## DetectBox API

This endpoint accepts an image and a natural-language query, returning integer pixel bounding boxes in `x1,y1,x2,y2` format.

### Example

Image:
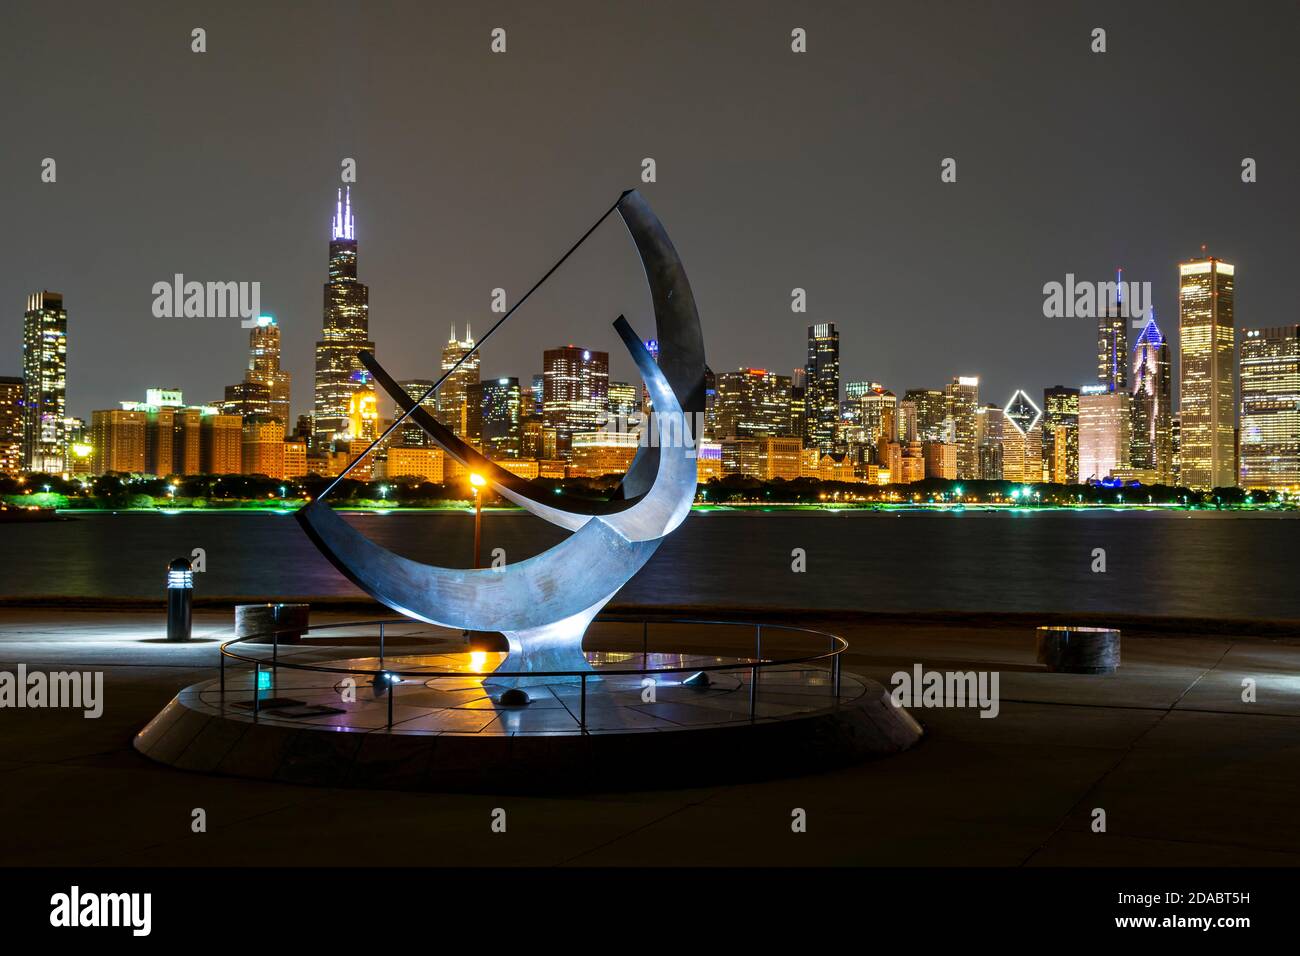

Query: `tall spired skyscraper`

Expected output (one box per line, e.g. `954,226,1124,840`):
1178,255,1235,489
804,323,840,449
437,325,480,437
1097,268,1130,392
1130,312,1173,483
22,291,68,473
313,188,373,450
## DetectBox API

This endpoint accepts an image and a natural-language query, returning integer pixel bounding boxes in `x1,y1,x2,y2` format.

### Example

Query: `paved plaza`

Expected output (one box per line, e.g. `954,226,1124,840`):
1,608,1298,866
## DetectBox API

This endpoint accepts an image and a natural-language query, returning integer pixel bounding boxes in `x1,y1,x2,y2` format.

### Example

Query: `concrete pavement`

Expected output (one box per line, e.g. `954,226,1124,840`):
1,609,1297,866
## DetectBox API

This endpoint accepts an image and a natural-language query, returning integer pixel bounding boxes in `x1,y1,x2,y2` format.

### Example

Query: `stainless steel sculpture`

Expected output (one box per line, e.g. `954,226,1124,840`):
297,190,705,687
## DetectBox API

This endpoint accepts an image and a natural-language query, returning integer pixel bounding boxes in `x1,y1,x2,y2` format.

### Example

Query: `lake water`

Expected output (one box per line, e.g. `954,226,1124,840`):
5,509,1299,621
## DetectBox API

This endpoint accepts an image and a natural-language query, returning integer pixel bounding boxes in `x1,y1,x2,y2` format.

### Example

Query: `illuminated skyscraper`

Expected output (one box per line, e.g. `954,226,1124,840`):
843,380,876,410
530,374,544,415
313,188,373,449
945,376,980,479
90,408,147,475
246,315,291,431
1097,268,1130,392
975,404,1004,480
1239,325,1300,490
22,291,67,473
200,413,243,475
521,418,557,461
1178,255,1235,489
62,417,91,475
1079,386,1131,481
0,377,22,475
241,416,286,479
1041,385,1080,484
437,325,480,437
904,388,949,442
112,389,207,477
118,389,181,476
1001,389,1043,483
703,365,718,439
221,380,272,420
805,323,840,449
1130,313,1173,483
714,368,794,439
608,381,639,419
397,379,437,447
543,345,609,451
345,374,380,443
470,377,522,458
859,386,897,448
897,400,918,443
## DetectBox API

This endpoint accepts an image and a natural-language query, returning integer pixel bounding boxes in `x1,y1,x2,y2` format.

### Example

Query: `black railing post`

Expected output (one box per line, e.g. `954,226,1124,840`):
580,673,587,733
829,635,835,703
387,675,394,729
749,664,757,720
379,621,385,665
219,645,225,698
252,662,260,720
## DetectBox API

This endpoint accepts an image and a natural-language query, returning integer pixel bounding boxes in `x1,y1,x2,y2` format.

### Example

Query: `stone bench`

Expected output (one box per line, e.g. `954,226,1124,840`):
235,603,310,645
1035,625,1120,674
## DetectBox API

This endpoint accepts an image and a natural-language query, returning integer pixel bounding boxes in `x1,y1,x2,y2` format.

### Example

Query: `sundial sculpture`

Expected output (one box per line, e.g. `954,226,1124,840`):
297,190,705,688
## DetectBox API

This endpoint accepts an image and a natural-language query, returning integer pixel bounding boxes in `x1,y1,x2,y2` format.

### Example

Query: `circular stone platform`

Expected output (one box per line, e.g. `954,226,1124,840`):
135,650,922,793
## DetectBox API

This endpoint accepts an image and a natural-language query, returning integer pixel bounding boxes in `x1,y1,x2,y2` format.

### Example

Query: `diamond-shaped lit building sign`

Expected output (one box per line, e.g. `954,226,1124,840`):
1003,389,1042,436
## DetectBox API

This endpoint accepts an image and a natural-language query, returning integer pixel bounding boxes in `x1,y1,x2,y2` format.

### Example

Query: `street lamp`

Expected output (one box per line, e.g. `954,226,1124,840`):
469,472,486,569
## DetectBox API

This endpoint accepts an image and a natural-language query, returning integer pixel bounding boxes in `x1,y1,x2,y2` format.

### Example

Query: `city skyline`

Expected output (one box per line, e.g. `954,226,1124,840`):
4,3,1295,429
11,215,1290,492
9,205,1263,441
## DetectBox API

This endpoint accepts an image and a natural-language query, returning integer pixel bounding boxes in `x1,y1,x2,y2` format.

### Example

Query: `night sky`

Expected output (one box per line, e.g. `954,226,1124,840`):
4,0,1298,422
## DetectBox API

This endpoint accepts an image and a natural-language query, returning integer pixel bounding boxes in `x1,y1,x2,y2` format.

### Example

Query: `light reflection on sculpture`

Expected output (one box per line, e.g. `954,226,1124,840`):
297,191,705,687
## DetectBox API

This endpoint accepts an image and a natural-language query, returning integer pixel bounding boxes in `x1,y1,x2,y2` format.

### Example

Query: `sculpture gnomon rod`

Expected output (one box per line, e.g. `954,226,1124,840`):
318,192,631,501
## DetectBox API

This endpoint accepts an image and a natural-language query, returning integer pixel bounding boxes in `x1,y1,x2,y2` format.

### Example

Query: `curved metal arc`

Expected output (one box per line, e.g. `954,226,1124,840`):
296,189,706,635
296,323,688,630
614,191,706,499
296,497,659,631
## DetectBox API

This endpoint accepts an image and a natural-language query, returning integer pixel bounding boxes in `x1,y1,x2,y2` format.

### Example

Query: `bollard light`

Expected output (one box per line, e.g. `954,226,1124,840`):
166,556,193,642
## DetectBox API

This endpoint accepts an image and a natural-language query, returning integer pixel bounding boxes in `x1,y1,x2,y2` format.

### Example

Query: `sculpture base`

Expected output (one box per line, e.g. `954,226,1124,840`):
487,608,602,689
134,651,922,794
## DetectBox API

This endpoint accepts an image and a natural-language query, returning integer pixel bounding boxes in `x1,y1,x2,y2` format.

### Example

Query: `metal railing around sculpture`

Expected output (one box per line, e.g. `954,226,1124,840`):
218,616,848,733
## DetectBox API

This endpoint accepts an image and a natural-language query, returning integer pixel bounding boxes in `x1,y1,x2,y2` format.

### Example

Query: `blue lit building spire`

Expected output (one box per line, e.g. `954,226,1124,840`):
1135,309,1165,348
